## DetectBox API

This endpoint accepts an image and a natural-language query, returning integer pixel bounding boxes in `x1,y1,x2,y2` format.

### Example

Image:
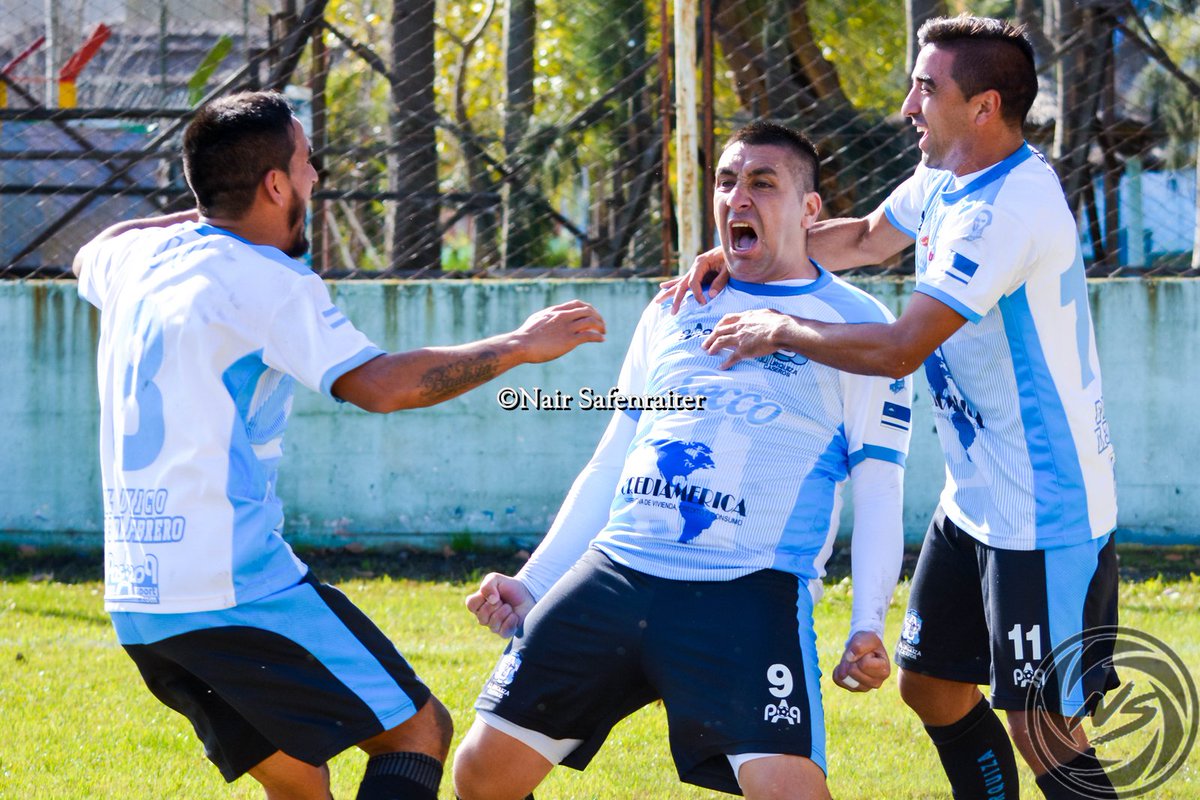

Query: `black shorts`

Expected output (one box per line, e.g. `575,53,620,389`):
895,508,1118,714
119,573,432,781
475,549,825,795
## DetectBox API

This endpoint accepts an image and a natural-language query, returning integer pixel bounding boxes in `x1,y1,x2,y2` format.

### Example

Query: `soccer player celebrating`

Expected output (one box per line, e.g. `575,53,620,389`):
668,16,1119,800
74,91,605,800
453,122,912,800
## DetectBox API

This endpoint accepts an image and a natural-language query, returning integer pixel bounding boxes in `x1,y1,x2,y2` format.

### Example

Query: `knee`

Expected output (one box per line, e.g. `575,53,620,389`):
450,733,489,800
738,755,829,800
897,668,936,714
360,694,454,760
426,695,455,753
897,669,981,726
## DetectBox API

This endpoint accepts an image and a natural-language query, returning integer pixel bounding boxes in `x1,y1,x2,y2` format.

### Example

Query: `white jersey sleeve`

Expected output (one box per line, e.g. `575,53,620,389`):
839,358,910,639
515,302,657,599
77,226,154,310
881,164,932,239
262,275,384,397
914,203,1035,323
847,457,904,640
840,362,912,471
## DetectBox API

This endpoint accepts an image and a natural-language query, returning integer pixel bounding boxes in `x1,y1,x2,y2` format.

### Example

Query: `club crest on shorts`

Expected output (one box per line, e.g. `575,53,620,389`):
763,697,803,725
901,610,923,645
485,652,522,699
1013,661,1046,689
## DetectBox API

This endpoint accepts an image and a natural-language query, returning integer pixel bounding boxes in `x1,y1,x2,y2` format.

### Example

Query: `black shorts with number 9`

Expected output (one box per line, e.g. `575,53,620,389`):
475,548,826,795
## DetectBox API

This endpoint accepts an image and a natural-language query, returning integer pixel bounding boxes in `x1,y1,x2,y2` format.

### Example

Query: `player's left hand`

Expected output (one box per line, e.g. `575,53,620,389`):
833,631,891,693
702,309,797,369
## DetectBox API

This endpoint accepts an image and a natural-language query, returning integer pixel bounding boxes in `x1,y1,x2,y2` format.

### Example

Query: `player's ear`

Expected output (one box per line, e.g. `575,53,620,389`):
972,89,1002,127
800,191,822,229
261,168,289,208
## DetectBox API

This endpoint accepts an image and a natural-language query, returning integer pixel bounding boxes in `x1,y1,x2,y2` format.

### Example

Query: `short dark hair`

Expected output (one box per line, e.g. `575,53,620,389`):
918,15,1038,128
182,91,297,218
724,120,821,193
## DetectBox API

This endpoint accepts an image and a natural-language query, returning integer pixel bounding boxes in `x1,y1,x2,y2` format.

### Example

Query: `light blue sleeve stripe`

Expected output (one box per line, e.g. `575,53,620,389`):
320,346,386,399
848,445,907,469
913,284,982,323
883,202,917,238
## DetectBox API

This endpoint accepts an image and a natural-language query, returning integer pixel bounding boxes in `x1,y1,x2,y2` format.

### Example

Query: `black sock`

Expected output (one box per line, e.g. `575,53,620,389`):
1035,748,1118,799
924,698,1019,799
356,752,443,800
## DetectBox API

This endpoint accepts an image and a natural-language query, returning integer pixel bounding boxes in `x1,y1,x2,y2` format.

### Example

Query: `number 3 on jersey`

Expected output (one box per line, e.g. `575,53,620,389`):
121,301,165,471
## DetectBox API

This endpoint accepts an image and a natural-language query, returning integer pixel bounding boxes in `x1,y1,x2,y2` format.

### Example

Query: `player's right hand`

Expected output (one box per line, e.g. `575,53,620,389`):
465,573,536,639
513,300,606,363
653,246,730,314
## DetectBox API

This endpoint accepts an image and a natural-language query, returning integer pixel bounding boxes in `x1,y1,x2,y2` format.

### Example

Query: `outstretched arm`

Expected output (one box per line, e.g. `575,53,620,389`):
332,300,606,412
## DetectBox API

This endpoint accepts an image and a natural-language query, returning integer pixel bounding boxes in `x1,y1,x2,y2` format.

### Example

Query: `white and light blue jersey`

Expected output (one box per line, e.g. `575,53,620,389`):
77,222,383,613
591,267,911,583
883,144,1116,550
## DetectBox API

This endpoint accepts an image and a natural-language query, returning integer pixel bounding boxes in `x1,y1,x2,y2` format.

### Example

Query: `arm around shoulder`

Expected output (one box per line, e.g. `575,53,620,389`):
807,206,912,271
72,209,200,277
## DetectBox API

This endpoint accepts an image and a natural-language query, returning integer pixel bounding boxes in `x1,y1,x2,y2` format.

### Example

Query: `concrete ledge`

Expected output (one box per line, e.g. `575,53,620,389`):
2,276,1196,545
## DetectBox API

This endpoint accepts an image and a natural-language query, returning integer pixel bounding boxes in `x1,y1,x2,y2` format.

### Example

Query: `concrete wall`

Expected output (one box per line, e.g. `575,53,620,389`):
2,277,1196,549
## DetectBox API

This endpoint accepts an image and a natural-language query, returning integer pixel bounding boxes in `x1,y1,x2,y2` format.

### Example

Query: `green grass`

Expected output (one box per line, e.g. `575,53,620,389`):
3,550,1200,798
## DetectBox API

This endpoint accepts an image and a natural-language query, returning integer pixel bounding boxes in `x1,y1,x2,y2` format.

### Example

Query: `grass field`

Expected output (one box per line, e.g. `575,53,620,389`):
2,545,1199,799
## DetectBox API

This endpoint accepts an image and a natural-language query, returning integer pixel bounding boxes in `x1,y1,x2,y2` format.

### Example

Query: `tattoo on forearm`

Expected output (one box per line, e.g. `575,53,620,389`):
419,351,500,401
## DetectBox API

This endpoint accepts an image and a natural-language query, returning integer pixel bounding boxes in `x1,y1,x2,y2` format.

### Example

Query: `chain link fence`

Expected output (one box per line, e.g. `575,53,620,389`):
1,0,1196,278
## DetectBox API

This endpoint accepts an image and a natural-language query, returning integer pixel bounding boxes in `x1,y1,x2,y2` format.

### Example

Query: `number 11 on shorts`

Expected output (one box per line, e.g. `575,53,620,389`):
1007,623,1042,661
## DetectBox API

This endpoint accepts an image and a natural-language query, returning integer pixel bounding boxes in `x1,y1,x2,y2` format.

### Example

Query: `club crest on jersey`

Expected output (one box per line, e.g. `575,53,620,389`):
485,652,522,699
764,698,803,725
677,320,715,342
754,349,809,377
889,378,906,394
901,611,923,645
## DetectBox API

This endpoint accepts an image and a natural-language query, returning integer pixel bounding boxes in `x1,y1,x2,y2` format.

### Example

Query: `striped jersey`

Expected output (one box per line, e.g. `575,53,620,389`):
883,144,1117,550
77,222,383,613
591,267,912,583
